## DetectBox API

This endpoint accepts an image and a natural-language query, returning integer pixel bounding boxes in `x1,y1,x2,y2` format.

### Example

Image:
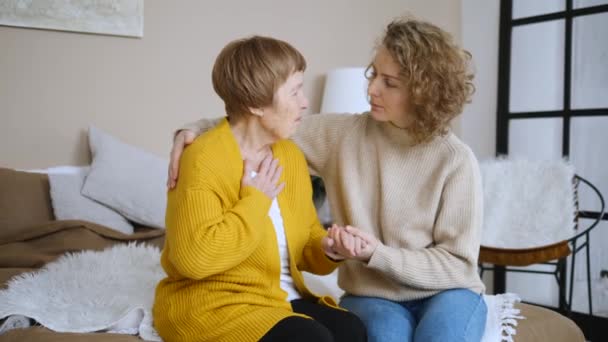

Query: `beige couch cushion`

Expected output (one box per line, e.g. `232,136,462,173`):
0,168,54,242
515,303,585,341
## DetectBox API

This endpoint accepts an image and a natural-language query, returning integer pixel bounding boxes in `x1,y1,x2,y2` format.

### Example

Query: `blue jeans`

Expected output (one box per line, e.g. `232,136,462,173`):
340,288,487,342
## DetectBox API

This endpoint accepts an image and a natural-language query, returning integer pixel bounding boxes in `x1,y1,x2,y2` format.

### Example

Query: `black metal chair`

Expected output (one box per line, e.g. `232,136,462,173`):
479,175,604,315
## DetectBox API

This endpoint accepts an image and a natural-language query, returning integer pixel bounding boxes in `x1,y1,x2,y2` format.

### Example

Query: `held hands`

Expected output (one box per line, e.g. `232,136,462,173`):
322,224,380,262
241,155,285,199
167,130,197,189
321,230,346,261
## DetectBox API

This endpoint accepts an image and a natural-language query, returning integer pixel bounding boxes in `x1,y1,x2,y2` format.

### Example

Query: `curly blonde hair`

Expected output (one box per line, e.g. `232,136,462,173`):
377,17,474,142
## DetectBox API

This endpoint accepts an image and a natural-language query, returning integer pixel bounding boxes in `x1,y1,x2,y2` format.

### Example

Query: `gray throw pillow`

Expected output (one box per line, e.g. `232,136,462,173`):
48,167,134,235
81,126,167,229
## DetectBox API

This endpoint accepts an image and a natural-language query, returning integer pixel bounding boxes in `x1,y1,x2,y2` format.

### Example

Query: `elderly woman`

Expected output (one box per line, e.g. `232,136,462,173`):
169,17,487,342
153,36,366,342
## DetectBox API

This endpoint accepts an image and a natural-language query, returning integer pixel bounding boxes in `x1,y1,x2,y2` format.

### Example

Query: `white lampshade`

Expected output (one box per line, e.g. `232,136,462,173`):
320,67,370,114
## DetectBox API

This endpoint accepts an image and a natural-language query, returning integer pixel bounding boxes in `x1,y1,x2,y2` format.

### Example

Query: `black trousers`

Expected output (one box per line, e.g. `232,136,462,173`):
259,298,367,342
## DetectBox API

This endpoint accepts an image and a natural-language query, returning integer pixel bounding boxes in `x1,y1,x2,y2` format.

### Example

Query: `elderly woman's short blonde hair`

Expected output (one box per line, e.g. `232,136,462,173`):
376,17,475,142
212,36,306,121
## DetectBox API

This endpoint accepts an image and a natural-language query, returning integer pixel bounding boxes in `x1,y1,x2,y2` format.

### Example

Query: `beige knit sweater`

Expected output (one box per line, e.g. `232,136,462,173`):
183,113,485,301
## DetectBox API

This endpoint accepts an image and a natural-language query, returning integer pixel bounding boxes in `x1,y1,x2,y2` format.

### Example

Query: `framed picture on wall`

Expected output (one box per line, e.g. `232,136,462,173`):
0,0,143,38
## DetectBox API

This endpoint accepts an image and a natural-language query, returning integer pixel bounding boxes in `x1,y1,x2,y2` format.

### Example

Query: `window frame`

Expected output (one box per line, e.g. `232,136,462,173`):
496,0,608,223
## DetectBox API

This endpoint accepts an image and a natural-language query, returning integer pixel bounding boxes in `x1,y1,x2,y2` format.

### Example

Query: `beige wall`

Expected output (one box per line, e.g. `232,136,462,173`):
460,0,499,161
0,0,461,169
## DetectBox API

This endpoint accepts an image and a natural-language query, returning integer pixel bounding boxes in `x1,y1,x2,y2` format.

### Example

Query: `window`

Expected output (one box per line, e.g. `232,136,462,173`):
496,0,608,322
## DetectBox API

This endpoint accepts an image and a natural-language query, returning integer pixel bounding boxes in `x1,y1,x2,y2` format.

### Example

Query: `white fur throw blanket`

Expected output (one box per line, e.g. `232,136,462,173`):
0,244,163,341
480,158,576,249
0,244,523,342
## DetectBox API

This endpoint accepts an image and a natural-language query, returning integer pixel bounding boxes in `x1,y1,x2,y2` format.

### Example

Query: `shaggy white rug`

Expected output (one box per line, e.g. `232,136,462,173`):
0,243,163,341
480,158,576,249
0,244,523,342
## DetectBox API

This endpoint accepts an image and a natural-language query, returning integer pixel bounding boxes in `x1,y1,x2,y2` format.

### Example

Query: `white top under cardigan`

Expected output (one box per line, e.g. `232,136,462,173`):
251,171,300,301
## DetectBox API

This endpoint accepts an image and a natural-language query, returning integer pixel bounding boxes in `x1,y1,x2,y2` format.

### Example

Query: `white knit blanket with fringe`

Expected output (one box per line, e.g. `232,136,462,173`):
0,244,524,342
480,158,576,249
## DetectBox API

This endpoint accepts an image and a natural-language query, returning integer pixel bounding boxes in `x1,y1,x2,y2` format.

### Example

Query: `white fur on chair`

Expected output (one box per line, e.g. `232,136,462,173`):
480,158,576,249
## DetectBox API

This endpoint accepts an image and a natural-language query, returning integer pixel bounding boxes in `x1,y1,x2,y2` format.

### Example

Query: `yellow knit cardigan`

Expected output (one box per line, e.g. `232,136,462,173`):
153,119,340,342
